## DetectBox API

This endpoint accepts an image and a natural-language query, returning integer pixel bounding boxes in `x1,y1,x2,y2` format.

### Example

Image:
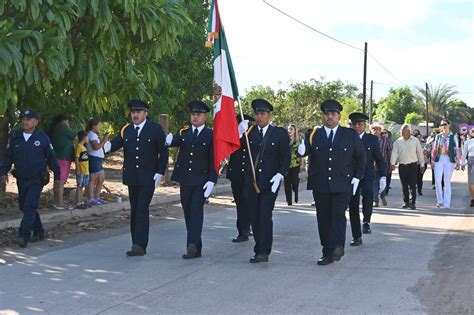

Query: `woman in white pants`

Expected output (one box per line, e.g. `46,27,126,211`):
431,119,460,208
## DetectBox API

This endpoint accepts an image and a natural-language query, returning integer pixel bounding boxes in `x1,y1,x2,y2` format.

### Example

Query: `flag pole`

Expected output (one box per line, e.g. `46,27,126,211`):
236,98,260,193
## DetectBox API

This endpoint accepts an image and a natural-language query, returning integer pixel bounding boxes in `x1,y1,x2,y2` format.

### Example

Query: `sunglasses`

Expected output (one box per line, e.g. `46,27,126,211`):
440,123,448,126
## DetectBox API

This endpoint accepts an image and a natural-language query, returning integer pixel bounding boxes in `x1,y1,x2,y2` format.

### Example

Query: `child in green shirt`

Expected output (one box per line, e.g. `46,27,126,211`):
75,131,89,209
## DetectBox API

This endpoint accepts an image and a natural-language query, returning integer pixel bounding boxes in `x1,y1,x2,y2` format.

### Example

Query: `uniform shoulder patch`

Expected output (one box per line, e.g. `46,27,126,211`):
179,126,190,136
120,123,130,138
246,125,255,135
309,127,318,146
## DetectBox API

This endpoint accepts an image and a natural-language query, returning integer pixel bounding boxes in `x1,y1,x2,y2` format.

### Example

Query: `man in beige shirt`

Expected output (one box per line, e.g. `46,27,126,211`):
390,125,425,209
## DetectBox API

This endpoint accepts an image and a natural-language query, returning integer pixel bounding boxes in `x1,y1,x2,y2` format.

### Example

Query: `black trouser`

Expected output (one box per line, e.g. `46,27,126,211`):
313,190,352,257
284,167,300,204
180,185,206,253
230,176,250,236
398,163,418,205
349,178,374,239
417,163,427,193
128,185,155,250
244,180,279,256
17,177,44,241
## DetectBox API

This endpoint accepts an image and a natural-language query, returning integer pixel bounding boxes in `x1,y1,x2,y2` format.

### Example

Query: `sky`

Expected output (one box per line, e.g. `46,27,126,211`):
217,0,474,107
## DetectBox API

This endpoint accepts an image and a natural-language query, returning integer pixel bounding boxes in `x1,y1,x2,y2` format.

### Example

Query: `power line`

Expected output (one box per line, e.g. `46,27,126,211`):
262,0,363,52
262,0,404,85
367,53,402,83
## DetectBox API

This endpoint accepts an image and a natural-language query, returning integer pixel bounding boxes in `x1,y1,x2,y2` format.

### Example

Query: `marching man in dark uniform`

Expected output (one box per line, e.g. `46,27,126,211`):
239,99,290,263
227,114,254,243
106,100,168,256
298,100,366,265
348,112,386,246
165,100,217,259
1,109,60,248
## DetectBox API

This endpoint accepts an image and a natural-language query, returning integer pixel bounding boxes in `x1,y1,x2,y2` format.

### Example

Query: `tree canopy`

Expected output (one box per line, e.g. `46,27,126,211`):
0,0,190,125
374,86,421,124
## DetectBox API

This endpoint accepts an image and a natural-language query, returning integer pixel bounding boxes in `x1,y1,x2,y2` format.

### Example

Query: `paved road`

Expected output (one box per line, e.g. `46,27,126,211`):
1,170,473,314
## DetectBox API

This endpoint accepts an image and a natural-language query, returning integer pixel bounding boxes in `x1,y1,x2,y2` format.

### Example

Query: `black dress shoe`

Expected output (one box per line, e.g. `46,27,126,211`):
402,203,410,209
126,244,146,256
287,202,292,206
232,235,249,243
418,191,423,196
295,193,298,203
182,244,200,259
317,256,333,265
470,199,474,207
362,223,371,234
331,246,344,261
350,237,363,246
409,203,416,210
10,235,27,248
29,233,45,243
249,254,269,263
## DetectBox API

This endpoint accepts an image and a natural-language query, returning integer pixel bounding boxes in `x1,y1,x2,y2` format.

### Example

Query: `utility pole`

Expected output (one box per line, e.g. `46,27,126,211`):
425,82,429,137
369,80,373,124
362,42,368,114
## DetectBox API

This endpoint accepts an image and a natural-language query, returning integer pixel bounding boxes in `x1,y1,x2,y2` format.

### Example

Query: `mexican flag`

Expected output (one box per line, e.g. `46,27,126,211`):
206,0,240,173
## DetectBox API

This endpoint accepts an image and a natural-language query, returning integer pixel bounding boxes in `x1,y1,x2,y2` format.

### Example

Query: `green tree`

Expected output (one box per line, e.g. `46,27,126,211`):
241,78,359,131
446,99,472,126
375,87,421,124
415,84,460,124
404,112,423,125
0,0,189,120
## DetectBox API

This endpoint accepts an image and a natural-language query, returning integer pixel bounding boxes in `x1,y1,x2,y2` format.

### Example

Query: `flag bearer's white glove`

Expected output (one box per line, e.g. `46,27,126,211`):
351,178,360,195
379,176,387,193
270,173,284,193
165,133,173,146
203,181,215,198
297,139,306,155
238,120,249,138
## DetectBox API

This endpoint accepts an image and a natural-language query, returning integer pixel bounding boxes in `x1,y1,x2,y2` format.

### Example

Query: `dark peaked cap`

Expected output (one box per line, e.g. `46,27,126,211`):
320,99,343,112
128,99,149,111
251,99,273,112
349,112,369,123
188,100,210,113
20,109,38,119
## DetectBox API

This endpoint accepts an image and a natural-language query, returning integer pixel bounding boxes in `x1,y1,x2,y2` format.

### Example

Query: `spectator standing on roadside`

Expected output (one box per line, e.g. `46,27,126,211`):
50,114,76,209
85,118,109,205
74,131,89,209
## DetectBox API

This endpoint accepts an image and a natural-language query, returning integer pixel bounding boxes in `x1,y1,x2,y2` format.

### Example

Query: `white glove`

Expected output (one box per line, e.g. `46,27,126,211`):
238,120,249,138
165,133,173,146
104,141,112,153
270,173,284,193
153,173,162,188
351,178,360,195
297,139,306,155
203,181,215,198
379,176,387,193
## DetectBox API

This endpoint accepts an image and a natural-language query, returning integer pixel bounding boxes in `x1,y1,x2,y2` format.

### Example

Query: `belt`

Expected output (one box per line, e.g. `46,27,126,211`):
399,162,417,166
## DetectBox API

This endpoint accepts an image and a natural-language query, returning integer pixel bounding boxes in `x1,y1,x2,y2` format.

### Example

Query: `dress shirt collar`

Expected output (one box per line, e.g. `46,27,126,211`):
323,125,339,137
192,124,205,135
258,124,270,137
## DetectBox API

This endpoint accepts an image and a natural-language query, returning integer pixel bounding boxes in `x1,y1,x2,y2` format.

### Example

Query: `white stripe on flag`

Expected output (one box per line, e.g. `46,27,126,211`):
213,49,233,117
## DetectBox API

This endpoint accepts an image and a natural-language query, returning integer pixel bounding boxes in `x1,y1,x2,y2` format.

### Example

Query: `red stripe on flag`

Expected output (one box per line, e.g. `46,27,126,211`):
213,95,240,173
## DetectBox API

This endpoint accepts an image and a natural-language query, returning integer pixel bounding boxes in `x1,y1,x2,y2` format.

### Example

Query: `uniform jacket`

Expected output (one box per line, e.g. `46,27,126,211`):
360,133,387,180
303,126,366,193
110,120,168,186
169,126,217,186
242,124,290,190
226,145,245,182
1,129,60,180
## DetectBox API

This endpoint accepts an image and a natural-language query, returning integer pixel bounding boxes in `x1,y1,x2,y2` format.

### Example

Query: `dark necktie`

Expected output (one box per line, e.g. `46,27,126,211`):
259,128,264,144
192,128,198,143
328,129,334,144
135,126,140,138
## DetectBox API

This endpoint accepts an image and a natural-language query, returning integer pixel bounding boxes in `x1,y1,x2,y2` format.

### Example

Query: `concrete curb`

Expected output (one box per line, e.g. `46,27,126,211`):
0,183,233,230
